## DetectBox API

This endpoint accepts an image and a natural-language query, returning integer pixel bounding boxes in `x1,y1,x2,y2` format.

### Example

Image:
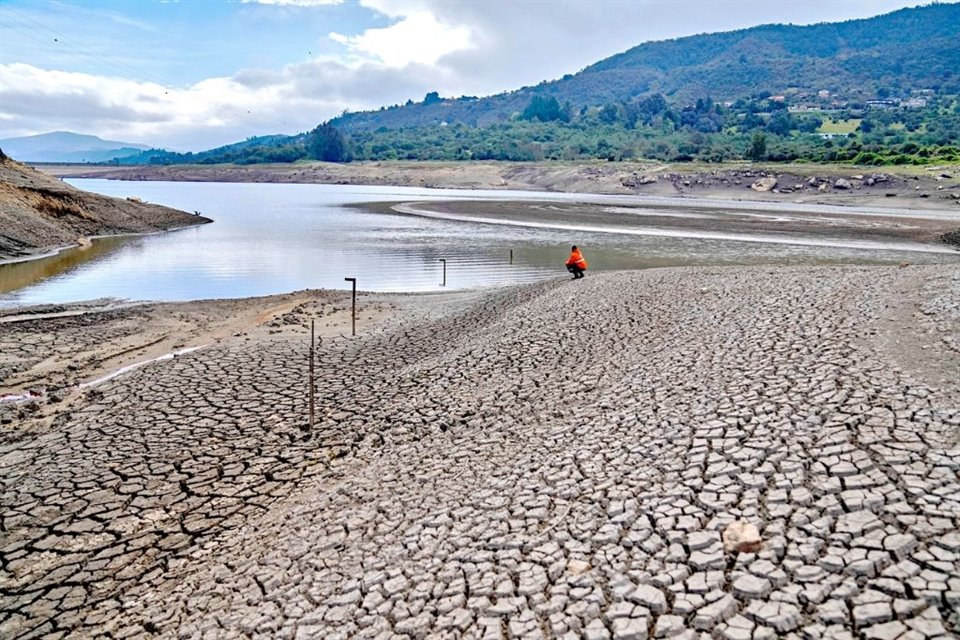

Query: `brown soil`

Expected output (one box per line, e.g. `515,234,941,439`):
0,289,402,436
378,198,960,248
0,152,211,262
37,160,960,212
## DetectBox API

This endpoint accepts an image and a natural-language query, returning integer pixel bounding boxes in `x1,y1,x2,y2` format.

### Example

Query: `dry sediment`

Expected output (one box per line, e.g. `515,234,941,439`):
0,154,211,262
1,265,959,639
36,161,960,212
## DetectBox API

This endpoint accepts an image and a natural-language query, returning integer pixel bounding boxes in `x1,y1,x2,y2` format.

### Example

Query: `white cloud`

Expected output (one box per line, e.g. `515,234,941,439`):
2,0,950,151
241,0,344,6
0,58,440,150
329,10,473,67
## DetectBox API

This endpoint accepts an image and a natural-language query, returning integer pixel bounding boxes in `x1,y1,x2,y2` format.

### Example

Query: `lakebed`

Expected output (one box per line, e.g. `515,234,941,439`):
2,263,959,638
2,170,960,638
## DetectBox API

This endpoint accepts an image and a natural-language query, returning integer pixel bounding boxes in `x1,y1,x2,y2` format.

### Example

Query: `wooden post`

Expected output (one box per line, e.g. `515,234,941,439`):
510,249,513,265
344,277,357,336
308,319,315,428
439,259,447,287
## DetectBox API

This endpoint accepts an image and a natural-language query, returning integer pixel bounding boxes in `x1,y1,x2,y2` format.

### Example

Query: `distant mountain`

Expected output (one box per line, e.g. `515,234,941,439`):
0,131,150,163
331,3,960,132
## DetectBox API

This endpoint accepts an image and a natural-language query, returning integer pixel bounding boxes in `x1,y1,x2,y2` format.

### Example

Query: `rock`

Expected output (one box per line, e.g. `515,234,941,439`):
723,521,762,553
751,177,777,192
819,183,830,192
834,179,852,190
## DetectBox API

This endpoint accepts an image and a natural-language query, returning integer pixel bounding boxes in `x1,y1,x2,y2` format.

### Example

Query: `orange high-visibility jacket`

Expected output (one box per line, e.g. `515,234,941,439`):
566,248,588,270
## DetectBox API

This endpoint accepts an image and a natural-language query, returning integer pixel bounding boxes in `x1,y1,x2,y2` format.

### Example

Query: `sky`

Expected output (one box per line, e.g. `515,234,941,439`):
0,0,952,151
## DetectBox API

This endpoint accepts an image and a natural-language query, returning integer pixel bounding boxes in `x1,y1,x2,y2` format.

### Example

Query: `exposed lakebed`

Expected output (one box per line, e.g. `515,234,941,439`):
1,179,957,306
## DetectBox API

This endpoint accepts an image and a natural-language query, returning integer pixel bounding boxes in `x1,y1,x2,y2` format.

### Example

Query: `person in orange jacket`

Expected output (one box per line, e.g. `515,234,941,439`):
565,245,588,279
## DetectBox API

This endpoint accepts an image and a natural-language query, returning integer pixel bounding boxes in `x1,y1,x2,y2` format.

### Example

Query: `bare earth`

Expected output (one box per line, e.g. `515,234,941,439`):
0,156,210,263
2,264,959,638
37,160,960,212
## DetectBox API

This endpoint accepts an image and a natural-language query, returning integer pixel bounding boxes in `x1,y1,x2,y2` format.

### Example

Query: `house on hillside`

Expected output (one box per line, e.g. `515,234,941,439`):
866,99,898,110
903,98,928,108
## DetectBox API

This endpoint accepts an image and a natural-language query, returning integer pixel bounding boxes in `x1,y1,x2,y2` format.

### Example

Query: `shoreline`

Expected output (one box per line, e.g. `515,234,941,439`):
0,221,211,268
37,160,960,212
2,263,958,637
385,200,960,255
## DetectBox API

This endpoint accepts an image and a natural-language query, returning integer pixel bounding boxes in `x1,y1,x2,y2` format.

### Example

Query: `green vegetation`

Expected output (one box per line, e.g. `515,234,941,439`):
112,4,959,168
818,119,861,134
120,92,960,167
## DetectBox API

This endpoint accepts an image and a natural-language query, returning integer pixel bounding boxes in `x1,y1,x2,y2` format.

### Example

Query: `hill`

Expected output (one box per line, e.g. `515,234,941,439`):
92,4,960,168
0,131,149,163
0,149,211,262
331,3,960,132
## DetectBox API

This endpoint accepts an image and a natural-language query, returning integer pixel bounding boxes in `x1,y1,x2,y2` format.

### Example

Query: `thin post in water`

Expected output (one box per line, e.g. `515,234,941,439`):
344,277,357,336
308,319,315,429
439,258,447,287
510,249,513,265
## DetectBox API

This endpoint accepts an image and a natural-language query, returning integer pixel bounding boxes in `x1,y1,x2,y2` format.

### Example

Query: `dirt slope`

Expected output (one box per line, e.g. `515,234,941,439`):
0,149,211,261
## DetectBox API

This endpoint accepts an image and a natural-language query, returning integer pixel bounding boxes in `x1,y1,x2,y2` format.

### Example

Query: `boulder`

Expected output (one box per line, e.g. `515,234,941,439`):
723,521,762,553
751,177,778,192
834,178,852,189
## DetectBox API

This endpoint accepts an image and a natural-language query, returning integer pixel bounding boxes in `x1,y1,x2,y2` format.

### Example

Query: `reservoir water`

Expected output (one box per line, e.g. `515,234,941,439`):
1,179,957,307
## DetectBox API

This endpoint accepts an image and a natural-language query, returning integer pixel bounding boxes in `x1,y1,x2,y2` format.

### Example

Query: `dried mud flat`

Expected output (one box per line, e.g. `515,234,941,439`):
1,265,959,639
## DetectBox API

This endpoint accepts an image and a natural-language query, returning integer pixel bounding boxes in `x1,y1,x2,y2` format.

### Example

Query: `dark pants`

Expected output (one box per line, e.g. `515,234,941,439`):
567,265,584,279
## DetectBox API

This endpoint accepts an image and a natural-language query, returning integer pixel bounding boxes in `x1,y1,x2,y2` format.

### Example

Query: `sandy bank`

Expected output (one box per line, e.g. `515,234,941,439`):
377,198,960,257
1,264,958,637
37,160,960,212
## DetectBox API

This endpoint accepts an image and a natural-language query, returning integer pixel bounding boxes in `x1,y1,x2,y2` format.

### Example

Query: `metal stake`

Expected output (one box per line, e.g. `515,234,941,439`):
510,249,513,265
439,259,447,287
308,319,315,429
344,277,357,336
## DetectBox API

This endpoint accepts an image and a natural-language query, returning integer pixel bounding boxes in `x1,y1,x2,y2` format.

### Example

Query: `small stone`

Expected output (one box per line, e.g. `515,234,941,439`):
723,521,762,553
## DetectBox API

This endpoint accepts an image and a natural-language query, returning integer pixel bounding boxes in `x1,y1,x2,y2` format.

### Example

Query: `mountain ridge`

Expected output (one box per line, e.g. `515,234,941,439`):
0,131,150,163
331,3,960,132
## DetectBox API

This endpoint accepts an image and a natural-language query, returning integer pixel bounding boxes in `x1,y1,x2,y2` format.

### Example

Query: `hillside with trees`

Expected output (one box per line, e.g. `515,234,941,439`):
330,3,960,132
114,4,959,168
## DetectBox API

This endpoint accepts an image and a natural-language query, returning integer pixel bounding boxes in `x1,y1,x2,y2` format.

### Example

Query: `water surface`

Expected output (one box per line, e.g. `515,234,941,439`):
1,180,956,307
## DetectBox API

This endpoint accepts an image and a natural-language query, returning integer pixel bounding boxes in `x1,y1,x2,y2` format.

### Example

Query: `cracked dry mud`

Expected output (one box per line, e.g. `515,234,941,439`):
2,265,959,640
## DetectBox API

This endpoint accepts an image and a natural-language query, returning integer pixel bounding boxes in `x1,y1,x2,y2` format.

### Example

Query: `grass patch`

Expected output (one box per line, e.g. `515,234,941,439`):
818,118,862,134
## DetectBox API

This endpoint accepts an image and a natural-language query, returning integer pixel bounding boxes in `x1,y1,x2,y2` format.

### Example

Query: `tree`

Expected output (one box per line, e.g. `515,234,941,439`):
520,95,567,122
748,133,767,161
423,91,442,105
308,123,352,162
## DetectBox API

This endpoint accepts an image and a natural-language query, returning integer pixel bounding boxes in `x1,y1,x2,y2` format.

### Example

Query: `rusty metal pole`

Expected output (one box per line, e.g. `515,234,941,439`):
308,319,315,428
439,259,447,287
344,277,356,336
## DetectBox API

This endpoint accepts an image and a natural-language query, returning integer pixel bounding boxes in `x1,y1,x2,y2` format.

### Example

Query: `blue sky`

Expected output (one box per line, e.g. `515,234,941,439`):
0,0,952,150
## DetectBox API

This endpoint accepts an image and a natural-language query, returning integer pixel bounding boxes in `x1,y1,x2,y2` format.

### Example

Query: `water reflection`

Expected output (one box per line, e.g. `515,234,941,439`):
1,180,956,307
0,236,130,295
